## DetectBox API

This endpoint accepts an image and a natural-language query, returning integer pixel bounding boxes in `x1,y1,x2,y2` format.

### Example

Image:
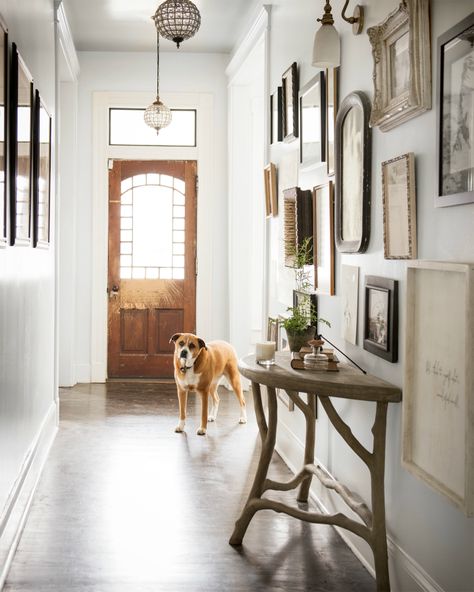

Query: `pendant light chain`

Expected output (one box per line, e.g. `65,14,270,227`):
156,29,160,98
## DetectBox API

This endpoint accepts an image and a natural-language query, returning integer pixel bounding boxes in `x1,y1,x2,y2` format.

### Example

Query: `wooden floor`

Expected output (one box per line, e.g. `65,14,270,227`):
4,382,374,591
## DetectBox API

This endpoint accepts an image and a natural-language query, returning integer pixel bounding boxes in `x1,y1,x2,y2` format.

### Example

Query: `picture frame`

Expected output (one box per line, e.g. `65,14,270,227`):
313,181,335,295
270,86,283,144
325,67,339,176
0,18,7,247
363,276,398,363
382,152,417,259
293,289,318,327
367,0,431,132
264,163,278,217
341,265,359,345
299,72,325,169
9,43,33,246
402,261,474,516
283,186,313,267
334,91,371,254
282,62,298,142
33,90,51,247
435,13,474,207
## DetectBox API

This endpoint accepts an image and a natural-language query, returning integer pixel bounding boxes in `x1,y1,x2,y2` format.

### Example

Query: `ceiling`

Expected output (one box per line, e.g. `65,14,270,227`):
62,0,258,53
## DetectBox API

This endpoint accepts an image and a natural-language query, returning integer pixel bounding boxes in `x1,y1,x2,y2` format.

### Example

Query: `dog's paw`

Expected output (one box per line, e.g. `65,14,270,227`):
196,428,207,436
208,415,216,422
239,417,247,424
175,426,184,433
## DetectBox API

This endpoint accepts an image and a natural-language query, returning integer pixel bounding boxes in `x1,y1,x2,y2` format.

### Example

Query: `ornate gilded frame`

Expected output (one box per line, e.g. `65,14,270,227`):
367,0,431,132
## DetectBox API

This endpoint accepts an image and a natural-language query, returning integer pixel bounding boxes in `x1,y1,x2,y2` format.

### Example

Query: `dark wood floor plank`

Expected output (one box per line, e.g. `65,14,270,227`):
4,382,374,591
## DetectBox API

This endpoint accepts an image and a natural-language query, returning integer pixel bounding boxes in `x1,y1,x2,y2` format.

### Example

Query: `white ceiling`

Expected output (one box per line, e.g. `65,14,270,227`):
62,0,258,53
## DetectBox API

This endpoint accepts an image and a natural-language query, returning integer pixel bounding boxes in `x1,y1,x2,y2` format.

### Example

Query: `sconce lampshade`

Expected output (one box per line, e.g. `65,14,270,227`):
312,22,340,68
144,97,172,134
153,0,201,48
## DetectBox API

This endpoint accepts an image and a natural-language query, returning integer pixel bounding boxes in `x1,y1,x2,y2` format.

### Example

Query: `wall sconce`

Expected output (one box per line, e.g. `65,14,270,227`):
312,0,364,68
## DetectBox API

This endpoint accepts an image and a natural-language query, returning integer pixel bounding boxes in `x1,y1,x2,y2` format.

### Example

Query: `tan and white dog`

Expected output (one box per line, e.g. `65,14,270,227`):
170,333,247,435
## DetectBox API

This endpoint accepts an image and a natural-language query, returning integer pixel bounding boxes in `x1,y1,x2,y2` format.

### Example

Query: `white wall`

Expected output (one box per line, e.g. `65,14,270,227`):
0,0,58,584
61,50,229,383
235,0,474,591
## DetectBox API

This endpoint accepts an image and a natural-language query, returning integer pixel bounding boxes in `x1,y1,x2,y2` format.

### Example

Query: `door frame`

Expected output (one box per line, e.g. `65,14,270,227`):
91,91,215,382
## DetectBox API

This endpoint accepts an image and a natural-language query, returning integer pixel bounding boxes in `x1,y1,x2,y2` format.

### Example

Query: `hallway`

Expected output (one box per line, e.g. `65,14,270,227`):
4,383,374,592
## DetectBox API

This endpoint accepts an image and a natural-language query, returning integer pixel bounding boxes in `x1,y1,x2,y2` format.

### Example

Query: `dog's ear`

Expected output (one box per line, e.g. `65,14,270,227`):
198,338,207,350
170,333,181,344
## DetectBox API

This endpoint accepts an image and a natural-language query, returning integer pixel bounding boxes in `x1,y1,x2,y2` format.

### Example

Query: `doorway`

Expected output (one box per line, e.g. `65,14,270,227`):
107,160,197,378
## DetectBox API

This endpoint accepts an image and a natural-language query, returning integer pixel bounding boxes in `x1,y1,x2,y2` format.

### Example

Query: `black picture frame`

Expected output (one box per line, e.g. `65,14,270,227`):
293,289,318,327
334,91,372,253
435,12,474,207
0,18,7,247
282,62,298,142
299,72,326,168
33,89,51,247
270,86,283,144
9,43,33,246
363,276,398,363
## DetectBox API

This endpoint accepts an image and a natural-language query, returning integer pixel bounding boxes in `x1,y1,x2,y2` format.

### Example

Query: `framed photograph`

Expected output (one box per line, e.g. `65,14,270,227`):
0,18,7,247
270,87,283,144
436,13,474,207
341,264,359,345
9,43,33,246
283,187,313,267
367,0,431,131
293,290,318,327
402,261,474,516
33,90,51,247
363,276,398,363
299,72,325,168
264,163,278,217
313,181,335,295
382,153,417,259
334,91,371,254
326,67,339,176
282,62,298,142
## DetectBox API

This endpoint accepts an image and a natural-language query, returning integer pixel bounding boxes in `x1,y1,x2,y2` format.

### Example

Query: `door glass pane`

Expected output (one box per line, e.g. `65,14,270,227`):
119,173,186,279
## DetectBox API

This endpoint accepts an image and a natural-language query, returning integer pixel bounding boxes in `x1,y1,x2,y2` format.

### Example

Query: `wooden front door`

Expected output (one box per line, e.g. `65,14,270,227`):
107,160,197,378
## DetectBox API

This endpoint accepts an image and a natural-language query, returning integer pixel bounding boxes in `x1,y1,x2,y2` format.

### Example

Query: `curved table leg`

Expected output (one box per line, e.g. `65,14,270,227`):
297,394,316,503
229,384,278,545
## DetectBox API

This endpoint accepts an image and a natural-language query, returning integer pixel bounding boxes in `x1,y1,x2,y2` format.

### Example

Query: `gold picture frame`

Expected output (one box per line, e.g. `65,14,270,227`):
264,163,278,217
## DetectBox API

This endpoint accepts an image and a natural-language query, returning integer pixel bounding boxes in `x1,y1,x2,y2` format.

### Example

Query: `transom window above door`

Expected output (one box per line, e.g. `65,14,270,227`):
119,173,185,280
109,108,196,147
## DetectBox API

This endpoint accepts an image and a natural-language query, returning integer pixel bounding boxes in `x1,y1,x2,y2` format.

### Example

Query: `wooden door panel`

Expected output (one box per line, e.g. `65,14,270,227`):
107,160,196,378
120,309,148,353
156,309,184,353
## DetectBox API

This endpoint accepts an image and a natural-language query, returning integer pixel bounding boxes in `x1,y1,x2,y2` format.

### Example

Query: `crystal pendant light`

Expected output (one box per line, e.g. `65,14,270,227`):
152,0,201,49
144,30,172,135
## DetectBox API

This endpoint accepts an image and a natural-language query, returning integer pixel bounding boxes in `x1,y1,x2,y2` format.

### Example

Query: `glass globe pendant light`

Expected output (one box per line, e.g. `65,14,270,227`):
152,0,201,49
144,30,172,135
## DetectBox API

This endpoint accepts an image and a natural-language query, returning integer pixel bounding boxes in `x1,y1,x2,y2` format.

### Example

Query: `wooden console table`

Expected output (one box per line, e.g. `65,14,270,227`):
229,352,402,592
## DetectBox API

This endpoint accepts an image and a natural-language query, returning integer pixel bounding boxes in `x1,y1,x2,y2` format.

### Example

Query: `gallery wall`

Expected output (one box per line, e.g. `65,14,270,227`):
240,0,474,590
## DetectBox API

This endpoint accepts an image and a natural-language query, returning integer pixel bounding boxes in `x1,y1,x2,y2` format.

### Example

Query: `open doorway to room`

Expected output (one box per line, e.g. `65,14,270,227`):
107,159,197,378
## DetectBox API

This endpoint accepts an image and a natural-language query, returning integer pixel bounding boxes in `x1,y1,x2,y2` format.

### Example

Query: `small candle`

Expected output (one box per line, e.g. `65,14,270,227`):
255,341,276,364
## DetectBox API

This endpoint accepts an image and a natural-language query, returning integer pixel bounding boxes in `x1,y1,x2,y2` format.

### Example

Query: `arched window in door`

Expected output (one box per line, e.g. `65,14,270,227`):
119,174,185,280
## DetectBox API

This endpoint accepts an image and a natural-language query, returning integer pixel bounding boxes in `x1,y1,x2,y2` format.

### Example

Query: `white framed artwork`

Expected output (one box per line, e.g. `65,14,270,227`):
402,261,474,515
341,265,359,345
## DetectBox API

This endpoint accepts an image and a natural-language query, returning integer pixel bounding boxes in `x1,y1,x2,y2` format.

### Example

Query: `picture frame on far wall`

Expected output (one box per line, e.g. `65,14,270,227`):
293,289,318,327
325,67,339,176
282,62,298,142
283,186,313,267
436,12,474,207
0,18,7,247
33,90,51,247
263,163,278,217
363,275,398,363
382,152,417,259
299,72,325,169
367,0,431,131
402,261,474,516
313,180,335,295
9,43,33,246
270,87,283,144
334,91,371,254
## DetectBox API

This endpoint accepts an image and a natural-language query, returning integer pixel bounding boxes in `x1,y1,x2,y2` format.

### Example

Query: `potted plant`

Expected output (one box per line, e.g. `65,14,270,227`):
279,238,330,352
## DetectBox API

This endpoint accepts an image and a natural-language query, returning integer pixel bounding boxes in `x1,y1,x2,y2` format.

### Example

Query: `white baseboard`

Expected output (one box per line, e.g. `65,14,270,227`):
0,402,58,590
274,416,445,592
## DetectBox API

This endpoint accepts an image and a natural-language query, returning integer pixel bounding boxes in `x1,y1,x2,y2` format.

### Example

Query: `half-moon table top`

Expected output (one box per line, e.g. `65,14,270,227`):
239,352,402,403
